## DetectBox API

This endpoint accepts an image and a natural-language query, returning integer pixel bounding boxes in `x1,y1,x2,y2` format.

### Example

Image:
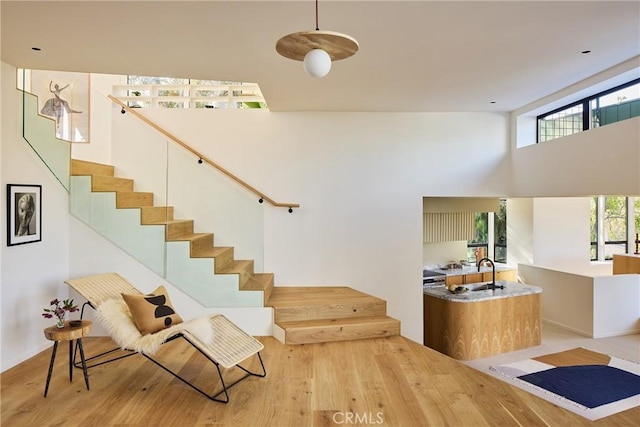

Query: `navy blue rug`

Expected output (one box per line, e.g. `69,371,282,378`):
518,364,640,409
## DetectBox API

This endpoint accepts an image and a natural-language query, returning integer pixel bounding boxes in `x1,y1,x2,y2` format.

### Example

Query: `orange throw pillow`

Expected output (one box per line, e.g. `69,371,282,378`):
121,286,183,335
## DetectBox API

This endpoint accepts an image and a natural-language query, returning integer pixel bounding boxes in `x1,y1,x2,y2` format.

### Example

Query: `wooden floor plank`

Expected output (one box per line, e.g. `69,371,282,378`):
2,336,637,426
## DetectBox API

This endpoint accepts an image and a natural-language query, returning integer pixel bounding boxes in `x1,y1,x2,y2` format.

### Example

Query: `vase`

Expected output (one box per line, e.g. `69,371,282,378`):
56,317,65,328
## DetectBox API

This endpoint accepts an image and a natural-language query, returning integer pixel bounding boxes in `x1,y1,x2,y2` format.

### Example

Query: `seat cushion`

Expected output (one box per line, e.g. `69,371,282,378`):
122,286,183,335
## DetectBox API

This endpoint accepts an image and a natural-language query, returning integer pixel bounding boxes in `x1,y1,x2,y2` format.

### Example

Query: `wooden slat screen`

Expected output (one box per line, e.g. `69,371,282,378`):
423,212,475,243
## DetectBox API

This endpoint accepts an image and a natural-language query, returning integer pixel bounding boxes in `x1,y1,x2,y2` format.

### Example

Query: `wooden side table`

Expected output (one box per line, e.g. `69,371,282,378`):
43,320,92,397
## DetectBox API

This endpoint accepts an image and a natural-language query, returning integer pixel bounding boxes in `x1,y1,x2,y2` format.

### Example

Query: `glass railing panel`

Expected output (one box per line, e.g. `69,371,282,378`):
69,175,168,276
21,85,71,191
165,141,265,273
100,100,264,306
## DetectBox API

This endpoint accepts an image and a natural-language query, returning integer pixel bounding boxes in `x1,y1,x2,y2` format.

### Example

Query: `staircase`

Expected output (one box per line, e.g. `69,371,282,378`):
70,158,401,344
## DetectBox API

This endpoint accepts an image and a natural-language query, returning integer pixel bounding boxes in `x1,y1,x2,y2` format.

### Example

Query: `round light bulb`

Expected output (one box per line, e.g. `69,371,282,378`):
303,49,332,78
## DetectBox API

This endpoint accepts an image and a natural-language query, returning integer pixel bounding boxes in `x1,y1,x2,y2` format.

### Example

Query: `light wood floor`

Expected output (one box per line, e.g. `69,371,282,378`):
2,335,638,426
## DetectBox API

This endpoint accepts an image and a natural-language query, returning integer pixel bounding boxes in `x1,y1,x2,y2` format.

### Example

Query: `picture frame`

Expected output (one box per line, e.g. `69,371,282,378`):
7,184,42,246
30,70,90,143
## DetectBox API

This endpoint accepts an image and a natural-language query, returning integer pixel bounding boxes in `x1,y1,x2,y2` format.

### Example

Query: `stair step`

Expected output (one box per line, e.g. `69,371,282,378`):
242,273,275,305
91,175,134,192
168,232,214,253
191,246,235,270
276,315,401,345
164,220,194,240
116,192,154,208
71,159,115,177
140,206,174,223
268,286,387,322
218,260,254,287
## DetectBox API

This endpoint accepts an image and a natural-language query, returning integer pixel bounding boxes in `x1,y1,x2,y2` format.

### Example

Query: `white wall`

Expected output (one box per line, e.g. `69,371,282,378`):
511,117,640,197
70,74,125,163
519,263,640,338
423,241,468,266
108,108,512,344
506,198,533,274
593,274,640,338
518,264,594,336
1,62,72,370
532,197,592,269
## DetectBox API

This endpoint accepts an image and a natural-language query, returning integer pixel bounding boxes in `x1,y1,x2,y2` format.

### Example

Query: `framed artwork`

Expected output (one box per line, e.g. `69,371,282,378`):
7,184,42,246
30,70,90,143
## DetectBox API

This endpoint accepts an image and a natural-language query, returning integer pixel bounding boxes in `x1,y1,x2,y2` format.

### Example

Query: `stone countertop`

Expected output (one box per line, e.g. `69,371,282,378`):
423,281,542,303
425,262,515,277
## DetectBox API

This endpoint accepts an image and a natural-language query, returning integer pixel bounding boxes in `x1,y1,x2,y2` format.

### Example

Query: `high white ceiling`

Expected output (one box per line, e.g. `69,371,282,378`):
2,1,639,112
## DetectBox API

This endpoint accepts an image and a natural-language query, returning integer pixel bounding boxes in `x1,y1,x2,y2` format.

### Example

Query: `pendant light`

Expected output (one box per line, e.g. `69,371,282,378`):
276,0,359,78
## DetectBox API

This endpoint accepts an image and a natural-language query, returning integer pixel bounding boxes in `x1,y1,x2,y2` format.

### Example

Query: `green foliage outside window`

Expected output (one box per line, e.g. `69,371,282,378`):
494,200,507,262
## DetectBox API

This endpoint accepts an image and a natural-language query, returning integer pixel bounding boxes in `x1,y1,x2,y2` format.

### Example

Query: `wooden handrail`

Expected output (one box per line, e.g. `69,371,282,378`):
107,95,299,211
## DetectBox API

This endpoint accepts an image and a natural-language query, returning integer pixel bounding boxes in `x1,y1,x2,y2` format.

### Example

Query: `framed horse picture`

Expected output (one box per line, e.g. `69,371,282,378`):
7,184,42,246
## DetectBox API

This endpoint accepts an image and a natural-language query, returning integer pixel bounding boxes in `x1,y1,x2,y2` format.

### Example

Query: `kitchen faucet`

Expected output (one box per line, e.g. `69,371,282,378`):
477,257,504,290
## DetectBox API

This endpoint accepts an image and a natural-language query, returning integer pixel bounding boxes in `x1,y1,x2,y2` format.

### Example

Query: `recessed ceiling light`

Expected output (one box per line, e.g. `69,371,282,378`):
31,47,41,51
581,50,591,54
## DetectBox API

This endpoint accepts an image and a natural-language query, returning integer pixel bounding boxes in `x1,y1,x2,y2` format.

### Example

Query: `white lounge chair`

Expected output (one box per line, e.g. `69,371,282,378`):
65,272,266,402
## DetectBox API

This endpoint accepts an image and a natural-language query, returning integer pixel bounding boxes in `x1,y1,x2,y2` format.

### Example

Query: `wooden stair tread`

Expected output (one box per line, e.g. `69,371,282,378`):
143,218,191,226
115,192,154,208
267,286,384,307
190,246,234,258
140,206,174,223
243,273,274,290
276,315,399,329
71,159,115,176
218,259,254,274
167,232,212,242
276,315,401,345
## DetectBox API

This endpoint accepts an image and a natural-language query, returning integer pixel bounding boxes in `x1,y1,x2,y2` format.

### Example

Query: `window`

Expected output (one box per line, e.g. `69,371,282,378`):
591,196,638,261
603,196,627,259
494,199,507,263
466,200,508,263
467,212,488,262
538,79,640,143
123,75,267,109
635,198,640,254
590,197,598,260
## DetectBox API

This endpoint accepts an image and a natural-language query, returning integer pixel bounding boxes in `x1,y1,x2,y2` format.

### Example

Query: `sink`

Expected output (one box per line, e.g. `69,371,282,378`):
468,281,507,291
469,284,492,291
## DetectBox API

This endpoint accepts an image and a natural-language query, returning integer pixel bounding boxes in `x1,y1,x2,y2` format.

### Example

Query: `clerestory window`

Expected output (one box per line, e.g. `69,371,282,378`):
538,79,640,143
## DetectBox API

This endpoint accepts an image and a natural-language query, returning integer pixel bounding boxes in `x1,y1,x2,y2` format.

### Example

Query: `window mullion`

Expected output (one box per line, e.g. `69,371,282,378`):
597,196,605,261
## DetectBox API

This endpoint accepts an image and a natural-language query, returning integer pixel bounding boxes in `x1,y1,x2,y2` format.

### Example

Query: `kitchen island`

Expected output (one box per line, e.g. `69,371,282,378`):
423,281,541,360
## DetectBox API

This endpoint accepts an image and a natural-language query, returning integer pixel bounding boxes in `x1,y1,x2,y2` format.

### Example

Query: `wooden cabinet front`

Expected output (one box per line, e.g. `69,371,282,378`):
445,275,464,287
445,269,517,287
463,273,484,284
613,254,640,274
423,293,541,360
496,269,517,281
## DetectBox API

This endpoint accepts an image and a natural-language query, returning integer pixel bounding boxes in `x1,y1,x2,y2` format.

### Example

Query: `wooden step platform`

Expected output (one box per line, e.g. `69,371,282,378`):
267,287,401,345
